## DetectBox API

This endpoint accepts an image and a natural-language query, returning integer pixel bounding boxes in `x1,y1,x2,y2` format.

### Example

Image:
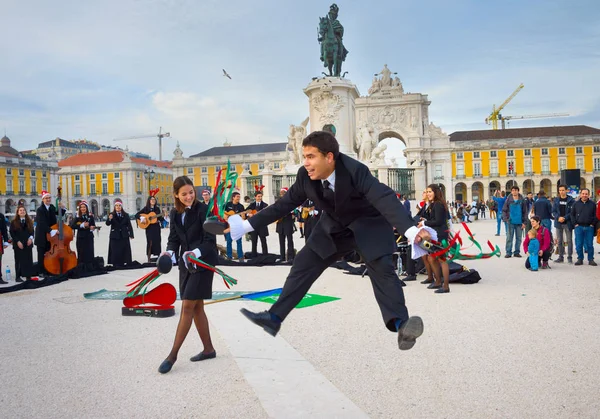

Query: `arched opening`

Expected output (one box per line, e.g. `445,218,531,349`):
377,131,407,167
580,177,586,190
540,179,552,195
30,199,38,212
523,179,535,194
592,177,600,199
5,199,14,214
506,180,518,191
136,197,143,211
489,181,501,197
472,182,484,202
90,199,99,217
102,199,110,216
455,183,467,203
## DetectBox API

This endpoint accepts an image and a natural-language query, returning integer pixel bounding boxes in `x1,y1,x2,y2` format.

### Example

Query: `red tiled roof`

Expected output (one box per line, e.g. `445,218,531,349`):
449,125,600,142
0,152,16,158
58,150,171,168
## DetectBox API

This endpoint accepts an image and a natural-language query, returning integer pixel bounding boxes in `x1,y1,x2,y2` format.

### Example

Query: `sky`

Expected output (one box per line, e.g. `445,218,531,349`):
1,0,599,164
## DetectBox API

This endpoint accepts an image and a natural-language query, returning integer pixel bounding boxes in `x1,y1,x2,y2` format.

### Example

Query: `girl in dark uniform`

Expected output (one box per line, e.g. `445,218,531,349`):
70,201,96,265
135,193,164,262
106,199,134,267
419,184,451,294
158,176,218,374
10,205,34,282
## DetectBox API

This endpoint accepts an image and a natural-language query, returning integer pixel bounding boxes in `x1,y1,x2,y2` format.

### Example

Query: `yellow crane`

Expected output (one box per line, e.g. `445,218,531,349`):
501,113,570,129
113,127,170,161
485,83,524,130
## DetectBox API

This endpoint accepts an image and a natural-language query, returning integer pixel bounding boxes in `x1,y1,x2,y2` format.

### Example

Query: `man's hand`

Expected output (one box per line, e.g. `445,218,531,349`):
558,216,565,223
415,229,431,243
521,224,526,230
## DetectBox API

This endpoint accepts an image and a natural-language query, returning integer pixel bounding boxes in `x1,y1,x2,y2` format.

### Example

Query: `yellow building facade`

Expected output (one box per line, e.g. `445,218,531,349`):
450,126,600,202
58,150,173,216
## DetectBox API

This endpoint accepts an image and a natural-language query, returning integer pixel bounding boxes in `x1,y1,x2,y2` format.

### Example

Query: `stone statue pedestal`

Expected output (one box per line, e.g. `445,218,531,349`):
304,77,360,158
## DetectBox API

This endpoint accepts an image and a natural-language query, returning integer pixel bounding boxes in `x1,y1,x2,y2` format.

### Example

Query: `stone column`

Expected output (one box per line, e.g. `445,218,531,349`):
304,77,360,158
260,169,274,205
377,166,389,186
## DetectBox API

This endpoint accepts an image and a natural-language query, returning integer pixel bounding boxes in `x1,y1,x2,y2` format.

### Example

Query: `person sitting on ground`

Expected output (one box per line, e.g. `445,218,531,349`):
525,229,540,271
523,216,552,270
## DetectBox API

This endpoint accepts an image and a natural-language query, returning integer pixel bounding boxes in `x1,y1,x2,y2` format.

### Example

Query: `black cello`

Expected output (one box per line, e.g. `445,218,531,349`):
44,186,77,275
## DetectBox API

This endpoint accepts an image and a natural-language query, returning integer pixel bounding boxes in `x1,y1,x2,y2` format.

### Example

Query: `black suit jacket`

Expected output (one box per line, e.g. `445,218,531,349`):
34,204,58,245
70,215,96,240
246,200,269,237
248,153,414,262
105,212,134,240
167,201,216,264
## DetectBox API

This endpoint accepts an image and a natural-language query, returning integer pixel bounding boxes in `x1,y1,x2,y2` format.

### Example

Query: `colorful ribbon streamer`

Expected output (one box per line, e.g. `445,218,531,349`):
429,222,501,261
126,268,162,297
187,254,238,289
208,160,239,221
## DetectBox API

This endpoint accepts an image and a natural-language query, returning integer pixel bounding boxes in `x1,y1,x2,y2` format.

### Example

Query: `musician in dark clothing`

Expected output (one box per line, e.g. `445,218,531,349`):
0,210,10,284
34,190,59,277
10,205,34,282
224,192,245,260
301,199,320,243
106,199,134,266
276,187,295,262
70,201,96,265
135,194,164,262
246,191,269,257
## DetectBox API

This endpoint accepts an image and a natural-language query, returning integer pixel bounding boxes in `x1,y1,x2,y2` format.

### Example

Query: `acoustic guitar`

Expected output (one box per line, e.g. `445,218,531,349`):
137,212,160,229
223,209,256,220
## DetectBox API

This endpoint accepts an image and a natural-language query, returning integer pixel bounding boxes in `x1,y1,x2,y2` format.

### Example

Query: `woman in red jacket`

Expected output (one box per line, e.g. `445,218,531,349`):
524,216,552,269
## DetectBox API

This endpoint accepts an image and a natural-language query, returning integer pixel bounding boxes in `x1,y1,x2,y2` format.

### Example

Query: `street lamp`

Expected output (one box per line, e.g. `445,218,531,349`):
144,169,155,194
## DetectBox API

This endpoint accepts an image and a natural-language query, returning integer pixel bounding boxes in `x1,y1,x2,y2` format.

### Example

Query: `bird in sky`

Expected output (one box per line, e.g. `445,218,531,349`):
222,69,232,79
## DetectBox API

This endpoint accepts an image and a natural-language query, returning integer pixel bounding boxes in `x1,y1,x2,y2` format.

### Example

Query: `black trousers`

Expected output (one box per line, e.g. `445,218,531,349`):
37,242,50,275
250,232,268,256
278,231,295,261
269,233,409,332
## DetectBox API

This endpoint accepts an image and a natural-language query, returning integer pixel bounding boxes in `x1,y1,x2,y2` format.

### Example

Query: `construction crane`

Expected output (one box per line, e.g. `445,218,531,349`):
500,113,570,129
485,83,524,130
113,127,170,160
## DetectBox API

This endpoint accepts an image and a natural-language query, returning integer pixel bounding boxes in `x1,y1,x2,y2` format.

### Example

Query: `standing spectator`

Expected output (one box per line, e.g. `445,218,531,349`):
246,191,269,257
10,205,34,282
276,187,295,263
492,191,508,236
224,192,245,261
106,199,134,267
502,186,527,258
533,190,553,232
479,201,486,219
551,185,574,264
400,194,411,217
523,216,552,269
488,198,497,219
571,188,597,266
135,194,164,263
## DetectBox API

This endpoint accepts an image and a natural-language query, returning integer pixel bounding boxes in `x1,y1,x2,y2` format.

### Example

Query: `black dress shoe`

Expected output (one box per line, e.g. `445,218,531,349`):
240,309,281,337
397,316,424,351
190,351,216,362
420,279,434,284
404,275,417,281
435,288,450,294
0,278,8,285
158,359,174,374
513,254,522,258
427,283,442,289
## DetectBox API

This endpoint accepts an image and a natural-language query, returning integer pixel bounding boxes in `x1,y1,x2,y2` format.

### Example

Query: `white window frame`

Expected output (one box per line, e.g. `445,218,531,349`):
473,151,480,159
542,159,550,172
576,147,583,154
490,151,497,158
541,148,549,156
75,184,81,195
576,157,584,170
201,176,208,186
473,162,481,176
456,163,464,176
187,167,194,175
507,150,514,157
456,152,463,160
90,184,96,195
524,149,531,156
524,160,532,173
559,159,566,171
201,167,207,174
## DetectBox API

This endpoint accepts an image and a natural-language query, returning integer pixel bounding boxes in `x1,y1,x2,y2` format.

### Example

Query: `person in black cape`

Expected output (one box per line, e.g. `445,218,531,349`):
228,131,431,351
0,209,11,284
9,205,34,282
157,176,218,374
135,193,164,262
106,199,134,266
34,190,59,277
276,187,295,262
70,201,96,265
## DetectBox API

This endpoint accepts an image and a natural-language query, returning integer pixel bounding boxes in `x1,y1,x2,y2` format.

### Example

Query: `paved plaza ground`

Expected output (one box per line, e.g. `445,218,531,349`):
1,218,599,418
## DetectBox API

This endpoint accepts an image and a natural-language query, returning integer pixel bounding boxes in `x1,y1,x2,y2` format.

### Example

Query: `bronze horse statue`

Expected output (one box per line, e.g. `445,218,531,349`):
318,17,347,77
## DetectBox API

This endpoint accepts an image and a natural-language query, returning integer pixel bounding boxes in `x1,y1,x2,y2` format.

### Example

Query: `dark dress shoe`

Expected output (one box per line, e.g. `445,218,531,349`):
397,316,424,351
513,254,522,258
16,278,24,283
0,278,8,285
435,288,450,294
404,275,417,281
420,279,434,284
190,351,216,362
427,283,442,289
240,308,281,337
504,254,512,258
158,359,174,374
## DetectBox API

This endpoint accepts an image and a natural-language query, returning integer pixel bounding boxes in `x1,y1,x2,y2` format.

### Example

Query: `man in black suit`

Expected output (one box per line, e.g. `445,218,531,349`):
246,191,269,257
35,191,59,277
229,131,430,350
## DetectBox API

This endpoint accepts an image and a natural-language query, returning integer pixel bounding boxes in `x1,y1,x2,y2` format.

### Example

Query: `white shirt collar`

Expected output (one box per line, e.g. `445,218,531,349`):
321,170,336,191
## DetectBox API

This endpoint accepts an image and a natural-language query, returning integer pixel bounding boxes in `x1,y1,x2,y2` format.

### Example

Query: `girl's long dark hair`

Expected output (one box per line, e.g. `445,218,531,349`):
427,184,449,212
173,176,197,213
11,205,34,231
